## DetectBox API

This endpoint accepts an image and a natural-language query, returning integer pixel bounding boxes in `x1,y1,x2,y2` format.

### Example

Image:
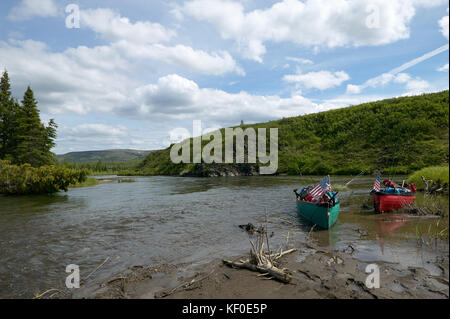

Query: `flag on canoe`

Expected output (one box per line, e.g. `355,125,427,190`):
310,175,331,200
373,172,381,192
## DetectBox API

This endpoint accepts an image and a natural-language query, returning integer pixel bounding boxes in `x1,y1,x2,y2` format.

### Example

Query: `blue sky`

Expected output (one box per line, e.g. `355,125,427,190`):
0,0,448,154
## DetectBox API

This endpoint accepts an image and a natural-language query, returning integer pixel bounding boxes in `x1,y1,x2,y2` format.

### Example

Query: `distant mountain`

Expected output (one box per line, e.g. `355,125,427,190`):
57,149,153,163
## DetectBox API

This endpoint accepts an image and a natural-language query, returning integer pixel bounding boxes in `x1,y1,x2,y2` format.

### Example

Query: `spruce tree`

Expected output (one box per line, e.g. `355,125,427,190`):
0,70,18,159
14,87,57,167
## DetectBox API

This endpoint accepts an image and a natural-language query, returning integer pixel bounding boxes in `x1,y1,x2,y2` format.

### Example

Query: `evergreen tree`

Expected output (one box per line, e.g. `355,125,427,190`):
14,87,57,167
0,70,19,159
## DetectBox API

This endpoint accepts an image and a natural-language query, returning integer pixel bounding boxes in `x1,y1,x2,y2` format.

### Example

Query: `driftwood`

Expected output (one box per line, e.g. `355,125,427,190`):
421,176,448,195
406,198,446,217
223,226,297,283
155,270,215,298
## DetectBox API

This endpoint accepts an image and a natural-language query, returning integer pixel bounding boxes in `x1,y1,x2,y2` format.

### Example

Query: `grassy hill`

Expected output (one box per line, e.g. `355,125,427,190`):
57,149,152,163
138,91,449,176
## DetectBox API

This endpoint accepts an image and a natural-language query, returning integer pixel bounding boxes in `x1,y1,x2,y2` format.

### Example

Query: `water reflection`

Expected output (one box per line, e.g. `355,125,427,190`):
375,215,408,254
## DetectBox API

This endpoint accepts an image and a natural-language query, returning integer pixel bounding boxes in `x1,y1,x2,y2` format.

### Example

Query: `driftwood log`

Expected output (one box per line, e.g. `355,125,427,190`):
223,226,297,283
421,176,448,195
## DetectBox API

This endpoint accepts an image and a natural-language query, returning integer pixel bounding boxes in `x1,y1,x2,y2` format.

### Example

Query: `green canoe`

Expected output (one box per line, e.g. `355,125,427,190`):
296,200,340,229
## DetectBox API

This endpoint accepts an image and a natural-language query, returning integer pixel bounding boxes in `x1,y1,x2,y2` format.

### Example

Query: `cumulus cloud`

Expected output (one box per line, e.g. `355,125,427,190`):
0,39,132,115
3,6,245,90
439,8,449,40
347,72,432,96
131,74,324,124
79,8,243,76
283,70,350,90
81,8,175,44
180,0,445,62
113,41,245,76
135,74,199,113
8,0,59,21
437,63,449,71
393,73,432,95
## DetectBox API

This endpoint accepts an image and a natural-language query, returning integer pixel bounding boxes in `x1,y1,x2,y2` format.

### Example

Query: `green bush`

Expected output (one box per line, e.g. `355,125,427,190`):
0,160,87,195
69,177,99,188
407,166,449,188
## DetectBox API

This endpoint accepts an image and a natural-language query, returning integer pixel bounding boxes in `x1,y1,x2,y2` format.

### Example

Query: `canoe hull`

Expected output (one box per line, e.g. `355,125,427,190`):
296,200,340,229
372,192,415,213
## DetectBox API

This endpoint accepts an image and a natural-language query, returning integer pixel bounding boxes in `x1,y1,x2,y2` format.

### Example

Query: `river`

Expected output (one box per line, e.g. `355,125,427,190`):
0,175,448,298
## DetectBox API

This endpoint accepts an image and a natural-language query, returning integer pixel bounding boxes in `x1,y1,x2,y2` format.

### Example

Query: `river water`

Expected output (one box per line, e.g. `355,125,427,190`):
0,175,448,298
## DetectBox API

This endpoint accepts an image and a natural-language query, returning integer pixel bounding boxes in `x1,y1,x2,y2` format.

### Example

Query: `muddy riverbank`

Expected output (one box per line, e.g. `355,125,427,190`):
67,239,448,299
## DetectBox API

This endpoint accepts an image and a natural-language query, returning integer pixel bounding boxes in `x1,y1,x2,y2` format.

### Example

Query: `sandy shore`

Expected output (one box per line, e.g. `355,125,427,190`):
71,241,449,299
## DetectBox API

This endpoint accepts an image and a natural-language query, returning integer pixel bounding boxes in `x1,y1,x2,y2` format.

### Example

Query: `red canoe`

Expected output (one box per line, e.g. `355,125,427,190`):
372,191,415,213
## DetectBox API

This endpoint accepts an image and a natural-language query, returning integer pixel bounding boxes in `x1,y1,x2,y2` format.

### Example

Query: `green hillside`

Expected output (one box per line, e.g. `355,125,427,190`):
139,91,449,176
57,149,152,163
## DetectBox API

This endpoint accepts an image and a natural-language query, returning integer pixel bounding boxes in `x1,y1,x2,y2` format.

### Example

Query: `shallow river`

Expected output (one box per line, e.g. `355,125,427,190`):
0,175,448,298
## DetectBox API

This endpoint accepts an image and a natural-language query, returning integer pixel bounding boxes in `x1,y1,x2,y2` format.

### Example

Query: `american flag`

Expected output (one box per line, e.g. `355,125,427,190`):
310,175,331,200
373,172,381,192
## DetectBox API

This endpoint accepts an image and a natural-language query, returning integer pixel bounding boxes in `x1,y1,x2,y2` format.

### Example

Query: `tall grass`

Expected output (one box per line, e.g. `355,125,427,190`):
416,219,449,249
407,166,449,188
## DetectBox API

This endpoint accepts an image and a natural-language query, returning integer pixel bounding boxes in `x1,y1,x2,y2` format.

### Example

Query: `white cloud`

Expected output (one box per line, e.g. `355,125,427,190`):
285,57,313,64
56,124,163,153
81,8,175,44
79,8,243,76
346,84,362,95
347,71,432,96
316,94,391,112
60,124,127,138
437,63,449,71
64,45,129,71
180,0,445,62
393,73,432,95
0,39,133,115
132,74,324,124
113,41,245,76
283,70,350,90
8,0,58,21
439,8,449,40
134,74,199,113
347,44,449,94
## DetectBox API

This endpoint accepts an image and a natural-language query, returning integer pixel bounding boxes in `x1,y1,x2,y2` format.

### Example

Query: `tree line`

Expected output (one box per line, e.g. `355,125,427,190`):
0,70,86,194
0,70,57,167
